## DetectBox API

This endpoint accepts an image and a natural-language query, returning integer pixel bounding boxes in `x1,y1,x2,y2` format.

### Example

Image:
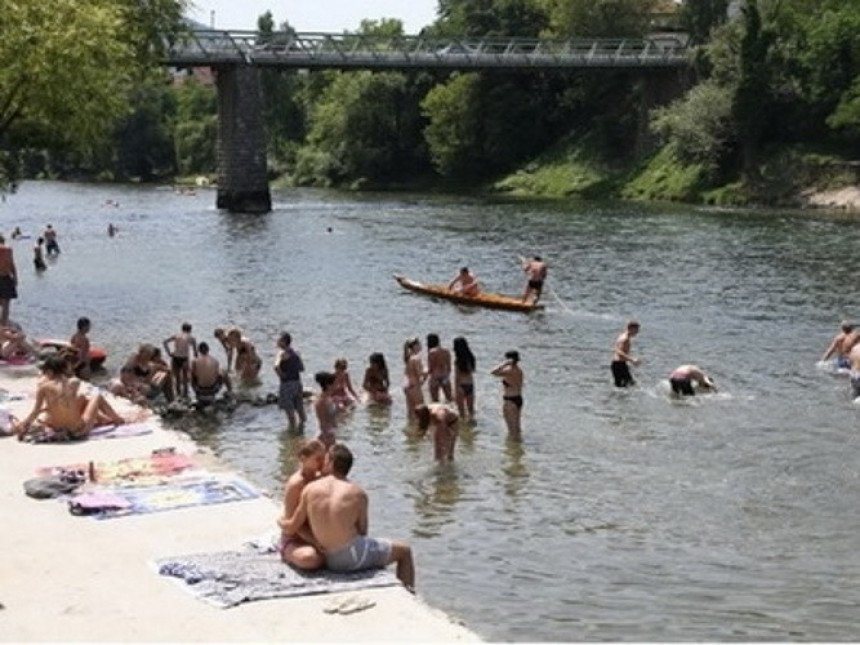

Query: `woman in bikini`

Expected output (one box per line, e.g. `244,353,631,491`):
227,328,262,385
14,355,126,440
330,358,359,409
313,371,338,447
415,402,459,463
490,350,524,441
453,336,477,421
362,352,392,405
402,337,425,422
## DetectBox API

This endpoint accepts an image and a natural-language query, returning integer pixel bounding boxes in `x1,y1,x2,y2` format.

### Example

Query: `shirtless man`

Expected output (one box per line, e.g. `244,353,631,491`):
448,266,479,297
521,255,548,304
43,224,60,256
277,439,327,570
69,317,92,380
611,320,641,388
190,342,232,404
164,322,198,398
414,403,459,463
426,333,453,403
0,234,18,326
0,324,36,360
668,364,717,397
821,321,856,369
849,342,860,400
14,355,125,440
283,444,415,590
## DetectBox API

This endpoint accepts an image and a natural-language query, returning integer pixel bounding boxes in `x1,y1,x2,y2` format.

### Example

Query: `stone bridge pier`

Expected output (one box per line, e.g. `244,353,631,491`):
216,66,271,214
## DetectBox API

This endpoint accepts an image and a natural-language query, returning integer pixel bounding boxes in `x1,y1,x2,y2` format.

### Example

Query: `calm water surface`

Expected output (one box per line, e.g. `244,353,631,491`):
3,181,860,641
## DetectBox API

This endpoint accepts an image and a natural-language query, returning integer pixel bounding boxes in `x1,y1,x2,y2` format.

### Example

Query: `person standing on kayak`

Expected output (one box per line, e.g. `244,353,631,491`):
448,266,479,297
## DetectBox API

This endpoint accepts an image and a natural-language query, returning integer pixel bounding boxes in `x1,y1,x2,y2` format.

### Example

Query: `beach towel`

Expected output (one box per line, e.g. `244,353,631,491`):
155,547,399,608
37,451,196,487
0,355,37,367
81,476,260,519
88,422,156,440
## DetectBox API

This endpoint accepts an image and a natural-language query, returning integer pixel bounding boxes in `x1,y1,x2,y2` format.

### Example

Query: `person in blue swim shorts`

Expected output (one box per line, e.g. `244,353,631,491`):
283,443,415,590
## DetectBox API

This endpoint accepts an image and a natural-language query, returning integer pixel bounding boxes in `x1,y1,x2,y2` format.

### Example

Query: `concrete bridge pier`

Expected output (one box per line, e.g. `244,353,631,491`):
216,65,271,214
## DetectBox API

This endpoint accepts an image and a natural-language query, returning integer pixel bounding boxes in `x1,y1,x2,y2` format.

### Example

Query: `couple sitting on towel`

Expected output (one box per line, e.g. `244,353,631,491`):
278,441,415,591
13,355,128,441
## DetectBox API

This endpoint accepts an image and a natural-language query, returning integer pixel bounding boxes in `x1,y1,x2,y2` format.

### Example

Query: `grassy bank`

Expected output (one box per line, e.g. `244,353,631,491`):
492,136,860,210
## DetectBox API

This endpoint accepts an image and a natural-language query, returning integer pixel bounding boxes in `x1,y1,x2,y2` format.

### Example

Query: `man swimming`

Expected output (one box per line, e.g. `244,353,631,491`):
821,321,855,369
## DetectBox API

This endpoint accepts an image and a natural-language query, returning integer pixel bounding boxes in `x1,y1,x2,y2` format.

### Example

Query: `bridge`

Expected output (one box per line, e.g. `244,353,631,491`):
166,29,690,213
167,30,689,71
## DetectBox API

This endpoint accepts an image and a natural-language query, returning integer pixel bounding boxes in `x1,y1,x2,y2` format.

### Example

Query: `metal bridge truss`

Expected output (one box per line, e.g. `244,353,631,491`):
166,30,689,70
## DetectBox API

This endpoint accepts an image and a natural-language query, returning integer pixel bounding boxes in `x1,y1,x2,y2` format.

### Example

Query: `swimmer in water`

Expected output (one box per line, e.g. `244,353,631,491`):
668,364,717,397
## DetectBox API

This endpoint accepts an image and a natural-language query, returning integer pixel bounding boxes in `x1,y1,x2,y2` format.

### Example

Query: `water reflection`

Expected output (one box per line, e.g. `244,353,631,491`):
410,465,463,539
501,439,530,499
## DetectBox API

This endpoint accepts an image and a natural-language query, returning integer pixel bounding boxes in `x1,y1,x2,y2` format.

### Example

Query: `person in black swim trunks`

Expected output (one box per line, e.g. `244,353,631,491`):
491,350,524,440
668,364,716,397
521,255,548,305
611,320,641,388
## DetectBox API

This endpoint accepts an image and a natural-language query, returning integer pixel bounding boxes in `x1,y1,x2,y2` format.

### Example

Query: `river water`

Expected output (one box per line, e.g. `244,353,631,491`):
3,181,860,641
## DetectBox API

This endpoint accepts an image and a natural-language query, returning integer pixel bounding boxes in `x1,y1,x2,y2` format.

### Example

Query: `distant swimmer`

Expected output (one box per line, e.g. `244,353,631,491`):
821,321,856,369
10,227,22,240
33,238,47,272
448,266,479,297
668,364,717,396
520,255,548,305
107,223,118,237
43,224,60,256
611,320,641,388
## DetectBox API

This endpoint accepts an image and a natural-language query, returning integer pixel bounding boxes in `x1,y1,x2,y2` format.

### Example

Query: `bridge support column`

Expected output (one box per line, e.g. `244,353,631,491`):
216,66,271,214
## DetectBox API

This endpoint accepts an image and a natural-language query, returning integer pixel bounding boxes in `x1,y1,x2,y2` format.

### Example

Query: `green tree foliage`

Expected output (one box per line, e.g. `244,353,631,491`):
422,74,486,176
172,80,217,176
435,0,548,37
680,0,729,45
0,0,187,188
543,0,658,38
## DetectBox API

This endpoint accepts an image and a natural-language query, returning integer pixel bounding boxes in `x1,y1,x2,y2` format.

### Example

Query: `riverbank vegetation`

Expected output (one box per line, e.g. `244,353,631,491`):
2,0,858,208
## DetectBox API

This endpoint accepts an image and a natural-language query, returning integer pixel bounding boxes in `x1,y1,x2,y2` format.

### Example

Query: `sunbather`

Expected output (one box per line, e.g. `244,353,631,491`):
14,355,126,440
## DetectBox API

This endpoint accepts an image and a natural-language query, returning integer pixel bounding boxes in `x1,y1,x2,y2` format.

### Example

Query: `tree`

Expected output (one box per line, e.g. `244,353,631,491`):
543,0,658,38
0,0,187,189
680,0,730,45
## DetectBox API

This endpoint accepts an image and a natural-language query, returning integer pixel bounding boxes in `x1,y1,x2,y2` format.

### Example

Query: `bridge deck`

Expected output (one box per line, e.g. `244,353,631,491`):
166,30,689,70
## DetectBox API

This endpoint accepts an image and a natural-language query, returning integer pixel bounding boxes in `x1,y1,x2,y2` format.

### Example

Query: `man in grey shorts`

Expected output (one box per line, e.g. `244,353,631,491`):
274,332,306,430
283,443,415,590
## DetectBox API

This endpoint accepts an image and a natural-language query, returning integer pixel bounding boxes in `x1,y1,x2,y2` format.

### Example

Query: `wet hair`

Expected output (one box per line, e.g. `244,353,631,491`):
76,317,91,331
298,438,326,458
369,352,388,379
453,336,476,373
403,337,420,363
426,333,440,349
213,327,225,339
534,255,542,261
842,321,854,333
198,342,210,354
181,322,192,332
334,357,348,371
37,237,44,244
279,332,292,346
329,443,353,476
460,266,469,273
505,350,520,363
414,404,431,431
138,343,157,359
40,354,67,375
315,371,336,390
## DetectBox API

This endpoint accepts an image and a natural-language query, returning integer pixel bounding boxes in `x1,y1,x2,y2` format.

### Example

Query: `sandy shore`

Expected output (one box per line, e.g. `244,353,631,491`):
0,366,479,642
805,185,860,211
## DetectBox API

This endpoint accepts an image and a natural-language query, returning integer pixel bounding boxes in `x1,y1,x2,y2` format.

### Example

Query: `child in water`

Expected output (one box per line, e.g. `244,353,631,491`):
331,357,359,409
33,238,46,271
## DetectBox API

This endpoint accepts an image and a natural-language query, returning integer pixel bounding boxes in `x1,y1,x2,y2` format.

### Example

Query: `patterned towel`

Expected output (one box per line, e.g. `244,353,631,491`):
156,548,399,608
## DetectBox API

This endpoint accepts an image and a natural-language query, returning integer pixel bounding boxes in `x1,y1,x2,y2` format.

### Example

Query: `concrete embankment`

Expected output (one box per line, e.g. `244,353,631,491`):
0,366,479,642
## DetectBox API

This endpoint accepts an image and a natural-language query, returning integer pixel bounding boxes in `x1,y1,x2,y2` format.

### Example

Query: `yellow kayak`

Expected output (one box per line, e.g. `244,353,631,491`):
394,274,544,313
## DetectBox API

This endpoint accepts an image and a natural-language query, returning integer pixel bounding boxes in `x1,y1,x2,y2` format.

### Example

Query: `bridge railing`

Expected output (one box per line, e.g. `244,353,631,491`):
166,30,689,69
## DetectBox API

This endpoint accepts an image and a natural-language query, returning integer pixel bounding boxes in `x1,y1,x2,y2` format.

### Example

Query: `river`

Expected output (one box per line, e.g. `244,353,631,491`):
3,181,860,641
